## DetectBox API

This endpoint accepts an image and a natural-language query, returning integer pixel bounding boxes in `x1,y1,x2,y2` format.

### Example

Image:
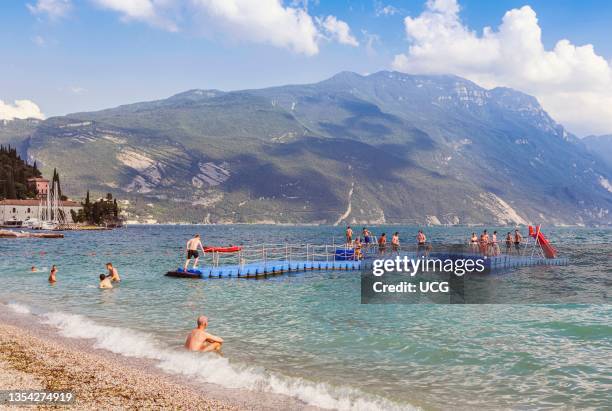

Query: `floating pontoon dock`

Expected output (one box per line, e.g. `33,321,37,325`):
166,243,569,279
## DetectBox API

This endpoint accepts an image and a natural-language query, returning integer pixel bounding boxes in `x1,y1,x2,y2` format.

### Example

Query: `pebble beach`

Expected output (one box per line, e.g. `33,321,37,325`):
0,322,239,410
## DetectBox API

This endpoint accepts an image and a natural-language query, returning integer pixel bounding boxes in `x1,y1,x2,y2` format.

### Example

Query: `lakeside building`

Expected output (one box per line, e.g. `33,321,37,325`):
26,177,50,199
0,199,81,224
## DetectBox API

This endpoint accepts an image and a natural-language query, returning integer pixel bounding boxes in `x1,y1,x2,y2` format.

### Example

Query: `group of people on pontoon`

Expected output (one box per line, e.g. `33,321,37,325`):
345,226,429,259
469,229,523,256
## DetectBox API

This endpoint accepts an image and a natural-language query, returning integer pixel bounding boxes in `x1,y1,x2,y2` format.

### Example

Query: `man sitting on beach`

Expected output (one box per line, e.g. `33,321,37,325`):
106,263,121,282
184,234,206,272
185,316,223,353
99,274,113,289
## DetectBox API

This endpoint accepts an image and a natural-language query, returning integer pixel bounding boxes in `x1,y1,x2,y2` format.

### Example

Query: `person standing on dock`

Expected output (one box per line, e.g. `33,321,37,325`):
505,232,512,254
416,230,427,256
48,265,57,283
391,232,400,252
491,231,500,256
378,233,387,254
470,233,478,253
184,234,206,272
514,229,523,254
362,228,371,246
480,230,489,255
345,226,353,245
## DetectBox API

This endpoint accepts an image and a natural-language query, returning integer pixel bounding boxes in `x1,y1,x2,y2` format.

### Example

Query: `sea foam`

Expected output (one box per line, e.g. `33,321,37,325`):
7,302,31,314
40,310,413,410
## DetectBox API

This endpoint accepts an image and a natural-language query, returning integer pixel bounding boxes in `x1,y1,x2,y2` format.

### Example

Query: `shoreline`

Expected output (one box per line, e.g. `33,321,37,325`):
0,306,319,410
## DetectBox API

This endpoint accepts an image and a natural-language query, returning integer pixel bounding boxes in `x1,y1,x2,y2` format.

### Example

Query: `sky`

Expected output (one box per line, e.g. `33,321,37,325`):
1,0,611,136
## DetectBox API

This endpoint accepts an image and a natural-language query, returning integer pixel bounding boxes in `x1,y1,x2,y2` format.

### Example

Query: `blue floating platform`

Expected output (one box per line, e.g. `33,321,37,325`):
166,253,568,280
166,260,363,279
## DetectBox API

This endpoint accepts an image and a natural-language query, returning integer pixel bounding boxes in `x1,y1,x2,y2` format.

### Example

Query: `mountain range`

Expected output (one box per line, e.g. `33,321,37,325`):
1,71,611,225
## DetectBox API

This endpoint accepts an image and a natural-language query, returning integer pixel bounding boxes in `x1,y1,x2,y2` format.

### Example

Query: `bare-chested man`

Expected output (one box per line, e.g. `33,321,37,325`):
514,229,523,254
185,316,223,353
48,265,57,283
184,234,206,271
106,263,120,282
345,226,353,245
99,274,113,289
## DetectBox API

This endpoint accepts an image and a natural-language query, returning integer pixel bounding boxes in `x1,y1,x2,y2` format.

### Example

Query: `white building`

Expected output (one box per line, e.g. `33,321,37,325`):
0,199,81,224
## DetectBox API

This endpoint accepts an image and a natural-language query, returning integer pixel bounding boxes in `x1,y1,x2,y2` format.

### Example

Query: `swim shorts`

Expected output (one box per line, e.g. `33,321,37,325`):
187,250,199,259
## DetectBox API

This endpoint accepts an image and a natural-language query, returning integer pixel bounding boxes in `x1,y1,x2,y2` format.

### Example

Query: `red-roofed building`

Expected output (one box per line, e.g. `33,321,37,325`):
27,177,50,199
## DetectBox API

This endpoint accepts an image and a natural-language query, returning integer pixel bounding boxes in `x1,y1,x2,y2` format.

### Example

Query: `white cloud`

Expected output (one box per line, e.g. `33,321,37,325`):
374,2,398,17
27,0,71,19
361,29,381,55
192,0,322,55
90,0,356,55
392,0,612,136
319,15,359,47
32,35,46,47
91,0,178,31
0,100,45,121
69,86,87,95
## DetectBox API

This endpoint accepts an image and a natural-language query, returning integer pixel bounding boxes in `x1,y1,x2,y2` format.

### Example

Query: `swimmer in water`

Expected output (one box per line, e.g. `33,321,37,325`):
106,262,120,282
31,266,37,272
185,316,223,353
48,265,57,283
99,274,113,289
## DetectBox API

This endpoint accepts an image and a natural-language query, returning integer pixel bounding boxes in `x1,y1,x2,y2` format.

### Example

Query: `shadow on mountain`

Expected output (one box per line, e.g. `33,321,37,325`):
222,153,342,206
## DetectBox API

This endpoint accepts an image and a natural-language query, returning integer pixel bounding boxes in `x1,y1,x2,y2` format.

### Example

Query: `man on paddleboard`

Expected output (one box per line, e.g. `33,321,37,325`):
184,234,206,272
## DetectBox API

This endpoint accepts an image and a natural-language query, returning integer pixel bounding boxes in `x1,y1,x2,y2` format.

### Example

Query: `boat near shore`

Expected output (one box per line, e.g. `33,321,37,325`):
0,229,64,238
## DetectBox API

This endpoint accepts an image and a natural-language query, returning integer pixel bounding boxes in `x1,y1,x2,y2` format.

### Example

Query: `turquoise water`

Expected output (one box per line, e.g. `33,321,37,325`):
1,225,610,410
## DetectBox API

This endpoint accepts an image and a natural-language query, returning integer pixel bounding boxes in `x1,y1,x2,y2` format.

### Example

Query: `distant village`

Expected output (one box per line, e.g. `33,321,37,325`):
0,145,122,229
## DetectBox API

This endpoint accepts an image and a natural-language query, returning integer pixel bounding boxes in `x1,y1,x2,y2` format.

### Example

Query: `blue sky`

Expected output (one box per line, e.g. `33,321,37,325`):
1,0,611,135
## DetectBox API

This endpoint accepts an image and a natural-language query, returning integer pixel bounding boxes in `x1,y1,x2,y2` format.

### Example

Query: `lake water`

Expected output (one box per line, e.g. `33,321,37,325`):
1,225,610,410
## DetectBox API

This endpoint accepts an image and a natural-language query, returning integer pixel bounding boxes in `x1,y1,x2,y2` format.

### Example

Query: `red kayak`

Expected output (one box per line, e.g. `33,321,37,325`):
204,246,242,253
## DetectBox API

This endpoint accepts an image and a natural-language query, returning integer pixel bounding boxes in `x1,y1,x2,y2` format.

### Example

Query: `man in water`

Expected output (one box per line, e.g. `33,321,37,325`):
99,274,113,289
106,263,120,282
48,265,57,283
185,315,224,353
184,234,206,271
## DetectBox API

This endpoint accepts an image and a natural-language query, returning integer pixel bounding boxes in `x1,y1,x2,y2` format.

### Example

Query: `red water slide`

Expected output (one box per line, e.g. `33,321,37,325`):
528,226,557,258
